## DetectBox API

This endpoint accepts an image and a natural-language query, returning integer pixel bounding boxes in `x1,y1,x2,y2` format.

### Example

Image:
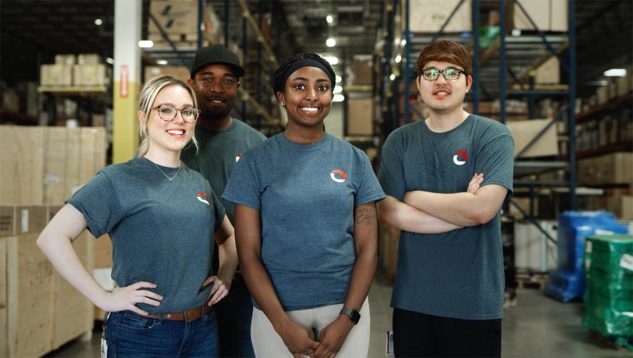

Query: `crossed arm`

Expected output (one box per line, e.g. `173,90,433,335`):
379,174,507,233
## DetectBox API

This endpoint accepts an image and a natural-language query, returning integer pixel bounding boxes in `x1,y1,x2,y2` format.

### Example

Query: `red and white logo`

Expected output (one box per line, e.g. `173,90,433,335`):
196,192,209,205
330,169,347,183
453,150,468,166
235,152,242,162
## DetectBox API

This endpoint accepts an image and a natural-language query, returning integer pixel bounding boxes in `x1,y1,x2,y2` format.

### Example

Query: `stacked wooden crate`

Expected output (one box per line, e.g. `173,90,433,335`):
0,125,108,356
0,205,94,358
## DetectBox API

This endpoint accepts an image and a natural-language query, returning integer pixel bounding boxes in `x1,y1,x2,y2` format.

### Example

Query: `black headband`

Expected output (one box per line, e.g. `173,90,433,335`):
275,58,335,93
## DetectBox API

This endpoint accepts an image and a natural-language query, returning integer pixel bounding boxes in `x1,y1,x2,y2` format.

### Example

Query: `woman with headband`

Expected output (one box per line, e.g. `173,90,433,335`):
223,53,384,357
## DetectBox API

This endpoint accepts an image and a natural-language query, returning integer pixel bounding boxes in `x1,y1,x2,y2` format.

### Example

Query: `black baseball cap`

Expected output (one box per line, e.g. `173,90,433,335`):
190,44,244,78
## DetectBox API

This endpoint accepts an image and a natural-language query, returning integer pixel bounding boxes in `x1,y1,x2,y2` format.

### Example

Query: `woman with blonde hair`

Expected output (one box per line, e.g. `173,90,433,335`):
37,75,237,357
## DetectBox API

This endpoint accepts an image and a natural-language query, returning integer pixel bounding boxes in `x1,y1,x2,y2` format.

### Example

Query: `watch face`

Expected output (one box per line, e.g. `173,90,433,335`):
341,307,361,324
350,310,361,323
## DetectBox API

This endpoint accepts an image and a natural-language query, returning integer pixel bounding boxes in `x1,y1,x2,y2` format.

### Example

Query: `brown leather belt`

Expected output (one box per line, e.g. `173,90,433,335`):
145,303,211,322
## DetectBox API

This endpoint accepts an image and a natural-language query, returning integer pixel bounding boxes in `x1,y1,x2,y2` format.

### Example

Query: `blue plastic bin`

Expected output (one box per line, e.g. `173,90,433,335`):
545,211,628,302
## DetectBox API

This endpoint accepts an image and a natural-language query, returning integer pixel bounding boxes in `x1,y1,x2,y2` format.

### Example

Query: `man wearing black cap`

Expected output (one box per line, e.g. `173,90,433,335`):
182,44,265,357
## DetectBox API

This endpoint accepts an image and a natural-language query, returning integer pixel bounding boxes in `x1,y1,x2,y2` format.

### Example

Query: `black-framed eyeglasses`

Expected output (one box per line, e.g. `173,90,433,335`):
421,67,466,81
152,104,200,123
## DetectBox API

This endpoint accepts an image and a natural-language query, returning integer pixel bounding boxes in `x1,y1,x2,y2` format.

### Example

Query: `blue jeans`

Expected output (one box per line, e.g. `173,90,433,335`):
216,274,255,357
105,310,219,357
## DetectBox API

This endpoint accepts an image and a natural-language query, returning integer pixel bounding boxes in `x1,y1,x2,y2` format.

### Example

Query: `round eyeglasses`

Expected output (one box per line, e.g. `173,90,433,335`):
421,67,466,81
152,104,200,123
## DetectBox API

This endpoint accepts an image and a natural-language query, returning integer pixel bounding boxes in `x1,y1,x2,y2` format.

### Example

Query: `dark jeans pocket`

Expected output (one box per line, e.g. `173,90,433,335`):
114,311,161,330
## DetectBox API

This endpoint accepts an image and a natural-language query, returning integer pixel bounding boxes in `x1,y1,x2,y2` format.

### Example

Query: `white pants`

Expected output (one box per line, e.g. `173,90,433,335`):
251,299,370,358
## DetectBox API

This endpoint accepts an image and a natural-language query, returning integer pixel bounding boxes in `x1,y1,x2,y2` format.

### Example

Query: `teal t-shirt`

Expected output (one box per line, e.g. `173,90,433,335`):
67,157,225,313
379,114,514,320
181,119,266,223
223,133,385,310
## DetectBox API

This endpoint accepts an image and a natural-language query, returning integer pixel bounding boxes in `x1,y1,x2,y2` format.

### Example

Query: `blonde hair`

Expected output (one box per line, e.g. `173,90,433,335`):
137,75,199,157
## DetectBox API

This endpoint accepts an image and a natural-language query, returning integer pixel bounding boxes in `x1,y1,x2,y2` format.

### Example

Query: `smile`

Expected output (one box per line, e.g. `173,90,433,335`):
300,106,319,113
167,129,185,135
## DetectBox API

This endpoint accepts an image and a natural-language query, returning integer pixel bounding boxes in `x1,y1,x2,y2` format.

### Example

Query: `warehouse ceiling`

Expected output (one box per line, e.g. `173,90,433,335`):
0,0,631,99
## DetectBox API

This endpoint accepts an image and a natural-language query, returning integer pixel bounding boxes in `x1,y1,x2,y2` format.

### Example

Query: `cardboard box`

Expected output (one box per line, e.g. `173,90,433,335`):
347,97,374,136
533,56,560,85
40,64,73,86
616,75,631,97
77,53,101,65
513,0,568,32
149,0,199,35
596,86,608,105
73,64,108,87
144,66,190,83
351,55,373,86
606,196,633,219
507,118,559,158
54,54,76,66
408,0,472,33
578,152,633,185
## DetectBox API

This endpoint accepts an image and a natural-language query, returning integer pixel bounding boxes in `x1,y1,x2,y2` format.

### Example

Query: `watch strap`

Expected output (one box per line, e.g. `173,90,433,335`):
340,307,361,324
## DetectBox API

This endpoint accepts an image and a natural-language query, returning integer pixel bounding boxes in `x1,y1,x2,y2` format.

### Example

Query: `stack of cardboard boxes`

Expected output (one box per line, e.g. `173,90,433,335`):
40,53,109,88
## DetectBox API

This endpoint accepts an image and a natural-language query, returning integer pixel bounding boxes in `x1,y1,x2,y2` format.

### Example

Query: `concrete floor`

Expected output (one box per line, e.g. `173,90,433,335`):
46,274,631,358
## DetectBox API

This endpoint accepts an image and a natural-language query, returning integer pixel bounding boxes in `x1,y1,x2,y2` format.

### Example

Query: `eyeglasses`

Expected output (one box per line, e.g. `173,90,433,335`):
152,104,200,123
420,67,466,81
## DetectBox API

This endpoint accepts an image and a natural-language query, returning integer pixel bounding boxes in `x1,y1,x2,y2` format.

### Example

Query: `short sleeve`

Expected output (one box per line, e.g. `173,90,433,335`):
477,130,514,195
207,184,226,231
378,133,406,200
222,153,262,210
66,171,122,238
354,152,385,207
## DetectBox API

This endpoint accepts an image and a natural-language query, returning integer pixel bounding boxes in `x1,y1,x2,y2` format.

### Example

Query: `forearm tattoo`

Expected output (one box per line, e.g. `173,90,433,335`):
356,206,377,225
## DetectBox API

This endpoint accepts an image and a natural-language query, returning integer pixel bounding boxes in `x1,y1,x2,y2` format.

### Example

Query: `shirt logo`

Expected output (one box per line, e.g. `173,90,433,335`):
330,169,347,183
196,192,210,205
453,150,468,166
235,152,242,162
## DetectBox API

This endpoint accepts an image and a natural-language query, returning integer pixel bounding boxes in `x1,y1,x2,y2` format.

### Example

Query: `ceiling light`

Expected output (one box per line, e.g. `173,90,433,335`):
395,55,402,63
333,85,343,94
94,18,103,26
326,15,334,24
603,68,627,77
326,37,336,47
333,94,345,102
389,74,396,81
336,75,342,83
138,40,154,48
401,39,407,46
157,60,168,65
322,55,339,65
106,57,114,65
